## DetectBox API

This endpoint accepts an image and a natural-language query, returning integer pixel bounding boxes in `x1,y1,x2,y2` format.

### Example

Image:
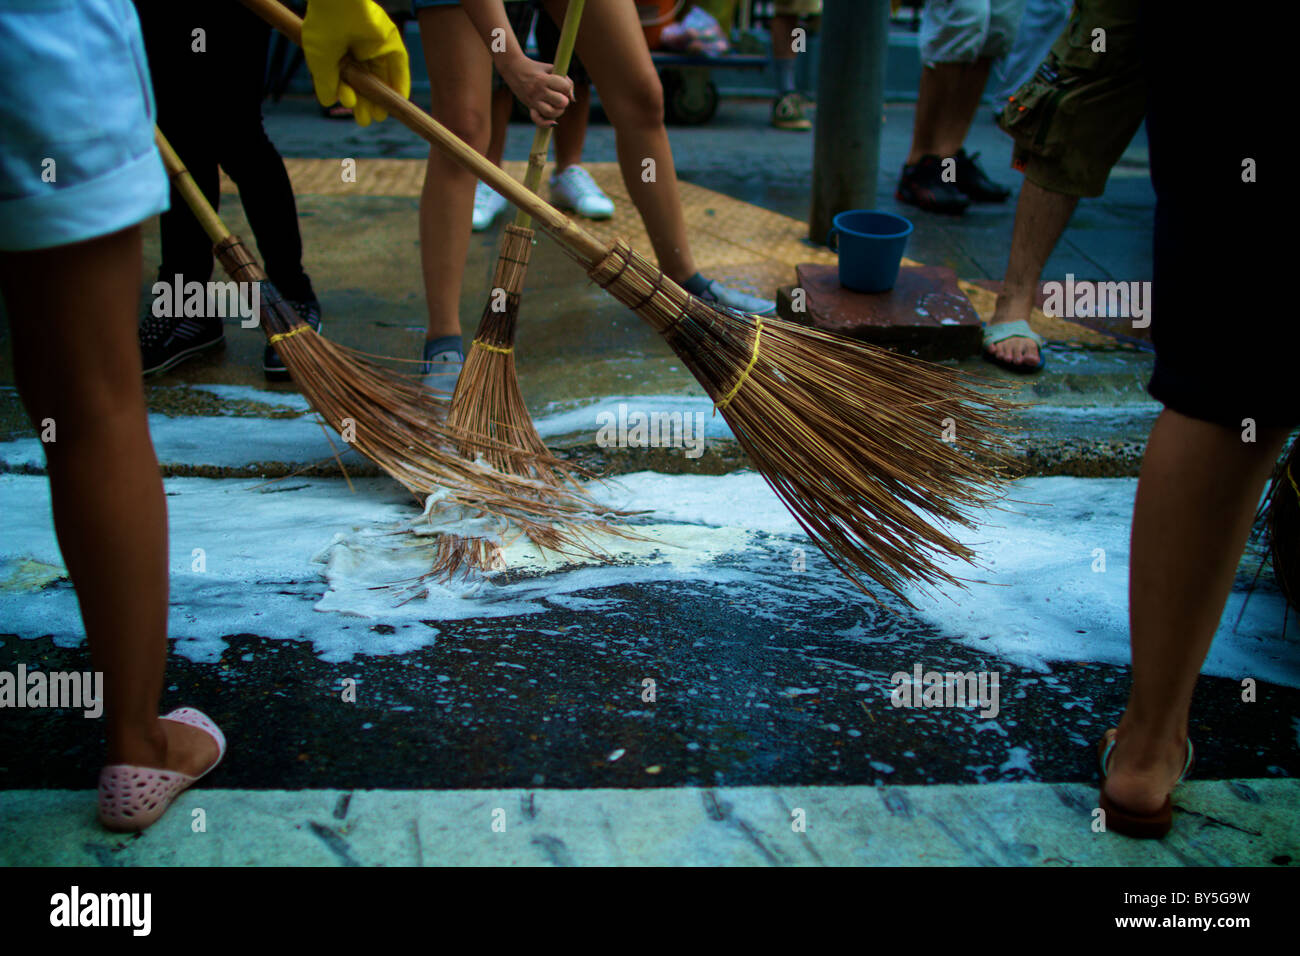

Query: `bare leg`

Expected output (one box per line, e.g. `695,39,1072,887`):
553,82,592,173
542,0,696,282
417,6,494,342
908,58,993,163
988,178,1078,366
772,13,798,62
771,12,798,95
1106,410,1288,812
486,83,514,168
0,227,216,776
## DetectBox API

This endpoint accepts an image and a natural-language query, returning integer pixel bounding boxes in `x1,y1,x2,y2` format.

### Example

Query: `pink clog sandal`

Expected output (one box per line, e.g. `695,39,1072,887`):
98,707,226,832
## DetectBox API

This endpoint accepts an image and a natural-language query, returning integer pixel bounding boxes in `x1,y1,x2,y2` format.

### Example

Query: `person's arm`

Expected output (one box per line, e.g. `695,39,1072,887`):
459,0,573,126
301,0,411,127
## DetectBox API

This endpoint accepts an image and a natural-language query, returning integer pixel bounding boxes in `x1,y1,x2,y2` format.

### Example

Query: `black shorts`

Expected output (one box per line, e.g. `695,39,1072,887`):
533,3,590,86
1142,9,1295,429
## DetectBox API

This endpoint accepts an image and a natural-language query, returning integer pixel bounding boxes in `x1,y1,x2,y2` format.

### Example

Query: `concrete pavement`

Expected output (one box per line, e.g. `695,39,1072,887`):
4,781,1297,866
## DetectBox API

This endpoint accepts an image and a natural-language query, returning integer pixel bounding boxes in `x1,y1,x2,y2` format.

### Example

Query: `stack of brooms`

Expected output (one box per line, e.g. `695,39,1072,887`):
154,127,620,578
222,0,1016,605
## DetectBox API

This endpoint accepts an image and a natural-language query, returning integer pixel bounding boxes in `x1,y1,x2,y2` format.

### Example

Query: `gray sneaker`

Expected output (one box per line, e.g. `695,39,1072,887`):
698,279,776,317
420,338,465,396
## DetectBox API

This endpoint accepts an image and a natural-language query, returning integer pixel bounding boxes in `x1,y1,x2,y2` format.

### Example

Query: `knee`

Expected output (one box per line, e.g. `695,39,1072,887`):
434,101,491,153
606,72,665,131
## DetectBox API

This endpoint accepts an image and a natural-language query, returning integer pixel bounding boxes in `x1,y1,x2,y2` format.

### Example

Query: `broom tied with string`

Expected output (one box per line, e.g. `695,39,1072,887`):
242,0,1016,605
153,127,626,580
447,0,586,487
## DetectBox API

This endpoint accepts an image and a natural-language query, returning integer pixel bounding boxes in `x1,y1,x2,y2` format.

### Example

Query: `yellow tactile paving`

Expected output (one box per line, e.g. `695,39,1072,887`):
220,158,1111,345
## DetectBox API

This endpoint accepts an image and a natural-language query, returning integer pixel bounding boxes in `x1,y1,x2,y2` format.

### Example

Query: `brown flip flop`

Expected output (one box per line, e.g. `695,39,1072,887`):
1096,728,1194,839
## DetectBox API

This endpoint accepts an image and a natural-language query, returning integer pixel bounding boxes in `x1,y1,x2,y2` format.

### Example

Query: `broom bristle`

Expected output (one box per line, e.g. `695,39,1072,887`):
215,236,624,579
587,240,1016,605
448,224,588,489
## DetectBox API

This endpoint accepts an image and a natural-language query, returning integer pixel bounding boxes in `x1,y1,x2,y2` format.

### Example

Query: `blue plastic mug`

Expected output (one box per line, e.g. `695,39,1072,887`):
826,210,914,293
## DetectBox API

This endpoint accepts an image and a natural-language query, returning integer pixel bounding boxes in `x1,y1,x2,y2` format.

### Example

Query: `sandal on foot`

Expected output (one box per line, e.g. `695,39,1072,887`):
98,707,226,832
982,319,1045,373
1096,727,1194,839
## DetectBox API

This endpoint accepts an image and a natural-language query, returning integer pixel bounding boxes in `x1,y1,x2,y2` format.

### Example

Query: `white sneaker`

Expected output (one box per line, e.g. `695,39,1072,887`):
549,165,615,220
472,181,508,232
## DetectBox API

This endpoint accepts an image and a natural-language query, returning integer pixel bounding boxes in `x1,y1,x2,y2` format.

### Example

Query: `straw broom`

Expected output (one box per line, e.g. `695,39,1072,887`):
242,0,1015,604
447,0,585,487
153,127,623,577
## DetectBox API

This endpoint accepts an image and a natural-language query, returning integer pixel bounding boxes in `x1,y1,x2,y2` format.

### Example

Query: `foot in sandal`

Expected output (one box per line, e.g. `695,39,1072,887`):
982,318,1045,372
1096,726,1194,839
99,707,226,832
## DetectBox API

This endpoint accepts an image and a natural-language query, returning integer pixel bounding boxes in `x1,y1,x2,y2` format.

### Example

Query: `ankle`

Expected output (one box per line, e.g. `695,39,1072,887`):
106,717,167,768
990,293,1033,325
1114,713,1187,769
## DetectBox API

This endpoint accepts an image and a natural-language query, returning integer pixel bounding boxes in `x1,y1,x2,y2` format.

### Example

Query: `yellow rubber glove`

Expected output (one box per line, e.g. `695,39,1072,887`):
301,0,411,127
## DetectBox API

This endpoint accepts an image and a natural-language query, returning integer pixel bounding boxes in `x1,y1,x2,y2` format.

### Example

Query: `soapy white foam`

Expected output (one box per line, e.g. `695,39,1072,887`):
533,395,736,442
0,471,1294,685
0,413,367,471
901,477,1297,686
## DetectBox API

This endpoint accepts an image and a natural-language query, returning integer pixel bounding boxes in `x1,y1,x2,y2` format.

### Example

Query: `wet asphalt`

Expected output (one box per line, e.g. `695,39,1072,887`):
3,547,1297,793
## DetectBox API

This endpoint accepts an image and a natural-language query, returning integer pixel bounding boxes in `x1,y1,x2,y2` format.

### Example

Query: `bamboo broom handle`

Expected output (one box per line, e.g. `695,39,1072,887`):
238,0,608,264
154,127,232,244
515,0,585,230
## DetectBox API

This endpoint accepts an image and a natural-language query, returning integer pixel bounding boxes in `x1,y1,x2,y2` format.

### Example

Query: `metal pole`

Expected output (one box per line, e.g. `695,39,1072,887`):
809,0,890,243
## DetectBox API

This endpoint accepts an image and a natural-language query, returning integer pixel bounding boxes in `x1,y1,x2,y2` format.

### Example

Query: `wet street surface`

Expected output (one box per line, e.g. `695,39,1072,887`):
4,556,1297,793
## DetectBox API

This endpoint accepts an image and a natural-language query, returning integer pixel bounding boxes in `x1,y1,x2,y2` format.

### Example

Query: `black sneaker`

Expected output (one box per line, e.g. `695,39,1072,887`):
953,148,1011,203
263,298,322,381
138,312,225,376
896,155,971,215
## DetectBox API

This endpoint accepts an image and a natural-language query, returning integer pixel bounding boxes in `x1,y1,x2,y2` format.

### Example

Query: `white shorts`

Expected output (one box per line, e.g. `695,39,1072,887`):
920,0,1028,66
0,0,168,251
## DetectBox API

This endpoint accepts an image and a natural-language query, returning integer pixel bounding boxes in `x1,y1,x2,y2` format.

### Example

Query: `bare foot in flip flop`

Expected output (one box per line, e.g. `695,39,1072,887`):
1098,726,1194,837
982,315,1045,372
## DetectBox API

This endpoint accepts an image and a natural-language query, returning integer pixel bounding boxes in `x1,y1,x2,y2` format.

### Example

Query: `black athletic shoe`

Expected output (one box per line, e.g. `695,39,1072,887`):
896,154,971,215
954,148,1011,203
138,312,225,376
263,298,322,381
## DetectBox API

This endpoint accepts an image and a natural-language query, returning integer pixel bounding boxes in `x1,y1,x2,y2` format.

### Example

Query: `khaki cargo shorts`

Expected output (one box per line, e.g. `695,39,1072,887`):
996,0,1145,198
920,0,1027,65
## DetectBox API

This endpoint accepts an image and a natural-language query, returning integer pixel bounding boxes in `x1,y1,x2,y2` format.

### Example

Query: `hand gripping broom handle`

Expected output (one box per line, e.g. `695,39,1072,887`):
239,0,607,264
516,0,584,230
